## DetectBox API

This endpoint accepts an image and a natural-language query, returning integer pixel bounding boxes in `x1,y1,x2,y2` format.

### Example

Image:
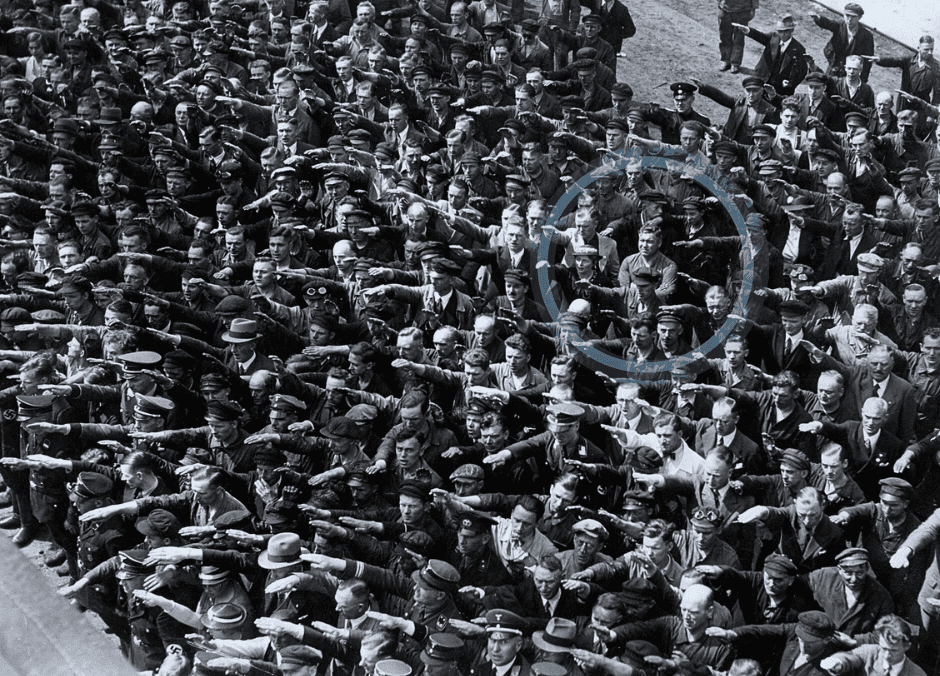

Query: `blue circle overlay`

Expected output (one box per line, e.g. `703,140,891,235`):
535,145,754,376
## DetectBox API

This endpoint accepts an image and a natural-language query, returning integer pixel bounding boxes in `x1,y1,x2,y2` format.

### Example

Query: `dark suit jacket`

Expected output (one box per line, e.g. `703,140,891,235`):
817,420,905,497
834,364,918,444
697,83,780,144
579,0,636,52
694,420,769,476
485,575,591,632
815,15,876,80
820,226,879,279
762,505,845,573
751,322,820,391
226,350,278,378
750,29,808,96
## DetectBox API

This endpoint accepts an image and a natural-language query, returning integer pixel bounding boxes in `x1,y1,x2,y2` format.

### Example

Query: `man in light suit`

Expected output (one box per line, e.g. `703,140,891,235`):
821,614,926,676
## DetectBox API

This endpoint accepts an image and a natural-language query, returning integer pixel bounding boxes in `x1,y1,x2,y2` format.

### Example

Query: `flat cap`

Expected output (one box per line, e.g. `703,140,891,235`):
205,399,244,422
780,448,811,471
795,611,836,642
763,553,799,576
572,518,609,540
135,508,182,537
836,547,870,566
741,76,765,90
843,3,864,16
879,477,913,499
321,416,358,439
779,299,810,316
856,252,884,273
450,463,485,482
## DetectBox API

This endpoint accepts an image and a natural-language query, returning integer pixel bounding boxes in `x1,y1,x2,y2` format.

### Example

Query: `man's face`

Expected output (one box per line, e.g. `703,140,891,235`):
572,532,601,565
253,262,275,289
398,494,424,524
493,46,510,67
191,477,219,506
33,234,56,260
820,452,846,482
816,377,843,409
225,232,245,254
780,464,805,489
575,213,596,240
869,351,892,382
674,94,692,114
400,405,426,433
763,570,794,598
861,402,886,435
705,295,729,323
679,595,710,632
838,563,868,591
229,340,255,362
533,565,562,599
904,288,927,317
780,108,799,130
509,505,537,541
396,438,422,469
397,337,423,362
59,246,82,268
796,499,823,531
657,321,681,348
771,383,795,409
654,423,681,453
456,526,488,556
123,265,148,291
678,128,700,154
74,213,97,236
637,231,659,256
487,633,521,667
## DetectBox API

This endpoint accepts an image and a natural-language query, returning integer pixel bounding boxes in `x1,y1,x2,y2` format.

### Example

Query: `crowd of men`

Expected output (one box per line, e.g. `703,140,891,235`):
2,0,940,674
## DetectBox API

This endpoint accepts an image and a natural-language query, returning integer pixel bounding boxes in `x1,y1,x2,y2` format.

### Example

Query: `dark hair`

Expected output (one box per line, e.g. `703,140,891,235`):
514,494,545,520
349,341,377,365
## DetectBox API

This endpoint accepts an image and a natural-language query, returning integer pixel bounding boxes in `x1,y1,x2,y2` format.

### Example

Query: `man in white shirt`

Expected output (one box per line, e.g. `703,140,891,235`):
605,412,706,478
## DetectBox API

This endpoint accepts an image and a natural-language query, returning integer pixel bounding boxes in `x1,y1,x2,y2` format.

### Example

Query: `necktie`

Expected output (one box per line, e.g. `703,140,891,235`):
711,488,721,510
874,380,883,398
864,437,873,458
544,598,552,616
785,337,793,356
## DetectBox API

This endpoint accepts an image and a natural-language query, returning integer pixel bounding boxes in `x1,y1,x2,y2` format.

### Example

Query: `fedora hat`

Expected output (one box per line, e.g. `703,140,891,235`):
222,318,259,343
258,532,308,569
